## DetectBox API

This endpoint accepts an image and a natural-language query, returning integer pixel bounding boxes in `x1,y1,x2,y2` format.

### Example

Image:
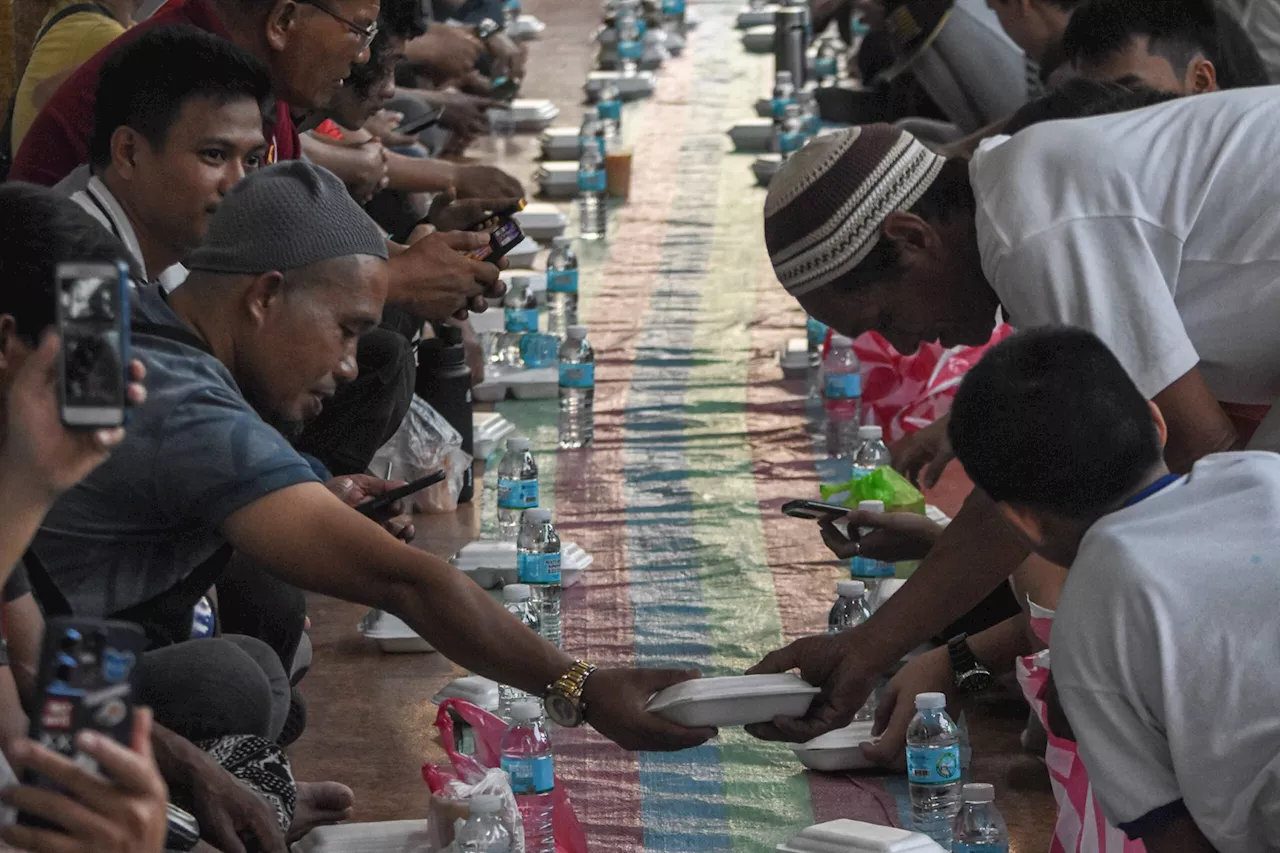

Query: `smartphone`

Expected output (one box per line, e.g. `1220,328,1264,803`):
165,804,201,852
489,76,520,101
20,618,146,829
394,106,444,136
355,470,448,517
781,499,853,521
463,199,526,233
468,216,526,263
55,261,131,429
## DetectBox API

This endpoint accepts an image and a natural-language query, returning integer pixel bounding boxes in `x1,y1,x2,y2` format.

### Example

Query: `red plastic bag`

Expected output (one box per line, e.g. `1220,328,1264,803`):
423,699,588,853
823,328,1013,442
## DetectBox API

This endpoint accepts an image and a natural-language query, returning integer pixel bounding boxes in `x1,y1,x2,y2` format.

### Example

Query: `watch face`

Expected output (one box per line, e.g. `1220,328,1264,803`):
544,693,583,727
958,670,995,695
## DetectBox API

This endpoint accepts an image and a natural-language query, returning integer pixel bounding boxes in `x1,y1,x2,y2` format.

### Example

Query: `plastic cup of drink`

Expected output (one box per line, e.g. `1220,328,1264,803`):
605,148,633,200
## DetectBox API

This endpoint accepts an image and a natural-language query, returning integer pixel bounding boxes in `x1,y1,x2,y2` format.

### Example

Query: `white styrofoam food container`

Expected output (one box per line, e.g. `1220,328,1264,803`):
534,161,581,200
473,364,558,402
778,336,809,379
504,235,541,268
755,97,773,119
743,24,776,53
432,675,500,711
729,118,775,153
473,412,516,461
777,819,947,853
540,126,582,161
753,154,784,186
585,70,656,101
357,610,434,653
452,539,594,588
647,673,820,727
291,820,433,853
737,4,779,28
514,203,567,241
509,13,545,40
789,720,879,772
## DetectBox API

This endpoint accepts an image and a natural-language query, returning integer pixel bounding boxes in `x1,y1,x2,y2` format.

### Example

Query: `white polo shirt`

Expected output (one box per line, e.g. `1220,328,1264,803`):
1052,452,1280,852
970,87,1280,448
66,172,189,293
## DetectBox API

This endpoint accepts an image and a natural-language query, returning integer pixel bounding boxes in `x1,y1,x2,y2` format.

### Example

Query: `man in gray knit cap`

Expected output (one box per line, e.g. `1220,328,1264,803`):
31,162,717,794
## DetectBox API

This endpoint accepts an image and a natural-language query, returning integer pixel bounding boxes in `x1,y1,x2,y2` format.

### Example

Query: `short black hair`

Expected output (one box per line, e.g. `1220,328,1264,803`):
1063,0,1267,89
0,184,138,342
1003,77,1180,134
835,156,975,291
346,0,427,98
948,327,1162,518
90,25,273,169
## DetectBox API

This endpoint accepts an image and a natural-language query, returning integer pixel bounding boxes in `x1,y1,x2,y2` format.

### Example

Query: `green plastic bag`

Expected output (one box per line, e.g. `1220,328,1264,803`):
820,466,926,515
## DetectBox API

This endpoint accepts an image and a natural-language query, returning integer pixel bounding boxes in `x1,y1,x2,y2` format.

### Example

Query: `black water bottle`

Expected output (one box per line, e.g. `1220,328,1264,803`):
416,324,475,503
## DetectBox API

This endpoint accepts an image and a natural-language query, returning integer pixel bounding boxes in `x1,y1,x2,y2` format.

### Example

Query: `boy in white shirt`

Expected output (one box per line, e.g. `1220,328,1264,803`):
946,326,1280,853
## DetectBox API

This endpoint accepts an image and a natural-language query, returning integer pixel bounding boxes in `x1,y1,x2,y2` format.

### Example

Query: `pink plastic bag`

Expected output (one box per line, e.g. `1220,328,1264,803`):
824,328,1013,442
423,699,588,853
1016,609,1146,853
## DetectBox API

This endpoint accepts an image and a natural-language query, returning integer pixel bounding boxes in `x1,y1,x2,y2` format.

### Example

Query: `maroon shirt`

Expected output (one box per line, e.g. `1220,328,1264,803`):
11,0,298,186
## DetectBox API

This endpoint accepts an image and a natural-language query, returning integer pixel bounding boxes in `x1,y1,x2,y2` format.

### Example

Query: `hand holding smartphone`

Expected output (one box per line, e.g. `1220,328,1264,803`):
355,470,447,517
781,499,852,521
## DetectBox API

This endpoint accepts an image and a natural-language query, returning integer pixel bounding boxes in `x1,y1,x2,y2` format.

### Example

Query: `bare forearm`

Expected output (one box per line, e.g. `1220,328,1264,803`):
151,722,203,794
859,490,1029,668
0,474,53,583
966,614,1031,676
299,135,373,186
386,151,456,193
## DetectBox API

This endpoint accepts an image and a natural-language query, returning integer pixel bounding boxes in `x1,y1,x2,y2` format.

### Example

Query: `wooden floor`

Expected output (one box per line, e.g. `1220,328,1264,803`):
288,4,1058,849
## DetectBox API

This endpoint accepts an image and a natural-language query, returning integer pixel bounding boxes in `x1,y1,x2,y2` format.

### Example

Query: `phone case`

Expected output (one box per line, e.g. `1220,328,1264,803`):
20,618,146,828
55,260,131,430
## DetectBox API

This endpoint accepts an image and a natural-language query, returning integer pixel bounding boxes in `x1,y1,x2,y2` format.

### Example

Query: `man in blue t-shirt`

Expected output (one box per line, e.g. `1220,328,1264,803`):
31,161,718,755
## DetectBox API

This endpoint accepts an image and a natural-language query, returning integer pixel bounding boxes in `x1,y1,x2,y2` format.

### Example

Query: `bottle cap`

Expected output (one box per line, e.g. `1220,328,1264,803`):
776,69,793,84
858,425,882,441
567,325,588,340
784,103,802,117
503,583,532,602
836,580,865,598
552,236,573,249
962,783,995,804
511,699,543,722
914,691,946,710
470,794,502,815
523,508,552,524
829,334,853,347
857,500,884,513
507,436,531,452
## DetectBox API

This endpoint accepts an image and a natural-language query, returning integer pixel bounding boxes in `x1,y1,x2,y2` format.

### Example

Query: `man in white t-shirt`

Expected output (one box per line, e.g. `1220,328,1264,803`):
944,326,1280,853
746,91,1280,751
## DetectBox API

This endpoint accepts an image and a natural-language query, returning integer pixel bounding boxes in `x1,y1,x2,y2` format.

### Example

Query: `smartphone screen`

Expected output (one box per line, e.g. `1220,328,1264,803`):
55,262,129,428
469,218,525,262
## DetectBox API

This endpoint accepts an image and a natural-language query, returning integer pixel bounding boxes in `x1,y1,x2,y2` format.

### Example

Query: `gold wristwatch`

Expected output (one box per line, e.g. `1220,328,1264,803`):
543,660,597,727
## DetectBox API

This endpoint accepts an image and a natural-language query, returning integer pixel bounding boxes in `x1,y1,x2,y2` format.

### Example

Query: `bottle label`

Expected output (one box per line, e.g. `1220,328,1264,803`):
560,363,595,388
501,754,555,794
598,100,622,121
814,57,837,79
906,744,961,786
952,844,1006,853
520,333,559,369
662,0,684,13
518,550,562,583
779,130,805,156
498,478,539,509
505,308,538,333
824,373,862,400
546,269,579,293
618,39,643,60
851,556,894,579
578,169,607,193
771,97,794,119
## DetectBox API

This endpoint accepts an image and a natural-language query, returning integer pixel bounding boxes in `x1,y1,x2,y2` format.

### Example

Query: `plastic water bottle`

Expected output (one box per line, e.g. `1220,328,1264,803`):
499,584,540,718
501,0,520,29
578,113,605,159
805,315,827,400
814,38,840,86
578,142,608,241
545,237,579,338
907,692,962,847
775,103,806,158
596,82,622,144
499,276,538,367
850,499,894,597
617,4,643,76
457,795,513,853
853,425,892,479
558,326,595,449
797,88,821,137
516,509,562,647
500,701,555,853
827,580,876,721
771,70,796,123
822,334,862,458
952,784,1009,853
497,437,538,540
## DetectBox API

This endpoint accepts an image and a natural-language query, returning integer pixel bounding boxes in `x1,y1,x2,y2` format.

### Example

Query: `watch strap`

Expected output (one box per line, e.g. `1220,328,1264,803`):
546,660,597,703
947,633,978,677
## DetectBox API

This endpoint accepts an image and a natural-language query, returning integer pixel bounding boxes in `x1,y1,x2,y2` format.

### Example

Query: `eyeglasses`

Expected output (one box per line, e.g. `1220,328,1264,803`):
299,0,378,49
